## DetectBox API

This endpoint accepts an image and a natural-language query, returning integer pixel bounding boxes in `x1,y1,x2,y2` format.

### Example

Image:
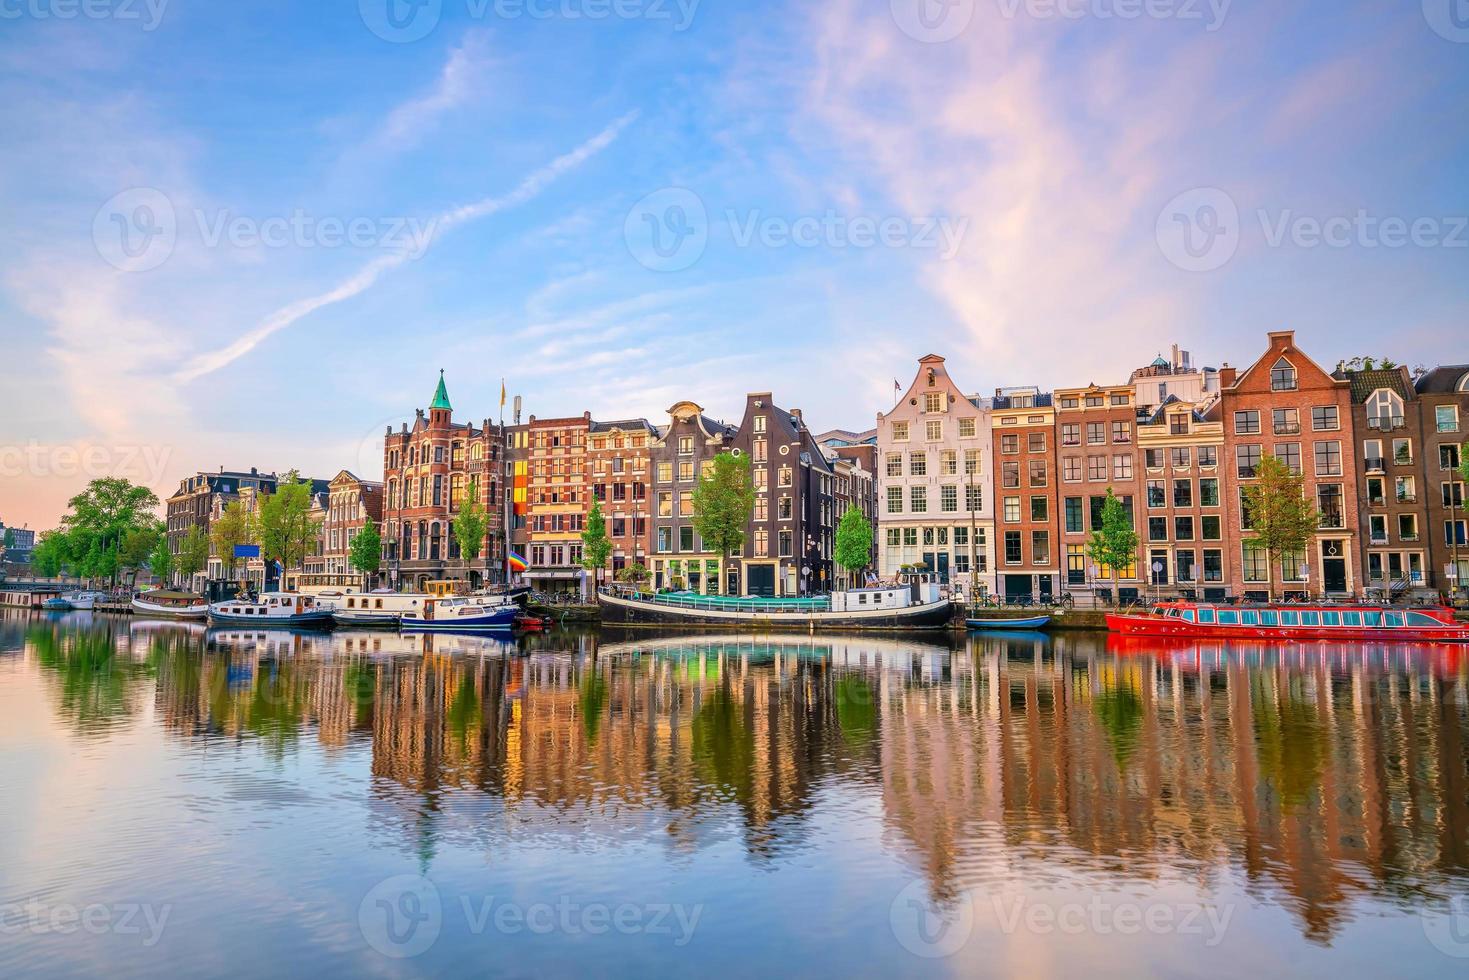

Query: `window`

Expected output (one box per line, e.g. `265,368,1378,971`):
1314,440,1343,476
1312,405,1339,431
909,452,927,476
1004,531,1022,564
1001,434,1019,454
1003,497,1021,522
1170,414,1189,435
926,420,943,441
1061,423,1080,446
1112,421,1131,444
1175,516,1194,540
1145,448,1165,469
1275,442,1302,474
680,526,696,551
1444,481,1465,508
1366,389,1404,429
777,495,792,520
1173,479,1192,507
1170,447,1191,469
1234,410,1260,434
941,486,958,512
941,451,957,475
1030,496,1048,521
1065,497,1084,533
964,449,981,475
1002,461,1020,488
924,392,943,413
1236,444,1261,478
1031,531,1050,565
754,528,768,556
1203,549,1223,582
1442,443,1463,471
1028,432,1047,452
1198,446,1217,468
1200,479,1220,507
1242,546,1270,582
965,482,983,512
1062,457,1082,482
1148,516,1168,541
1147,480,1165,508
891,420,908,441
755,496,768,521
910,486,927,513
1175,550,1196,583
1067,543,1086,584
1113,454,1133,479
1398,513,1418,541
1395,475,1416,502
1393,438,1413,465
1437,405,1460,433
1273,408,1300,434
1318,484,1344,528
1087,422,1105,445
959,417,976,438
1087,455,1107,481
1270,358,1297,391
1029,460,1048,487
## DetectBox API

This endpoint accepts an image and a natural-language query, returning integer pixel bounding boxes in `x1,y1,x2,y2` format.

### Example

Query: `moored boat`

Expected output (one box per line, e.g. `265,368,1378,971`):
207,592,335,629
596,582,953,631
1106,600,1469,643
43,590,111,611
401,595,519,632
132,589,210,619
966,614,1052,631
321,591,431,627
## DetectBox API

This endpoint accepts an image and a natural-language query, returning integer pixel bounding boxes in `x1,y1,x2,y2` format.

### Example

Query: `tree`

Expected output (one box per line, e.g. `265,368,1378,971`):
616,562,650,590
58,477,161,586
32,530,67,578
691,452,755,594
2,527,14,550
454,478,488,567
349,520,382,587
579,498,612,585
175,526,209,583
148,538,173,584
119,518,164,588
1087,487,1140,600
834,506,873,584
259,471,319,575
1240,454,1321,600
211,500,257,579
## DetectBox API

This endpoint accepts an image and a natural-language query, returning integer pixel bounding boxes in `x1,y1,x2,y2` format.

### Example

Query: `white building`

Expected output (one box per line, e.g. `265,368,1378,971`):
1129,344,1220,413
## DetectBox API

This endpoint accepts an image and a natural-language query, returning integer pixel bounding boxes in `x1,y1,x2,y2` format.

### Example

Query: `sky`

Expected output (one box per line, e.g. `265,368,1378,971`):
1,0,1466,530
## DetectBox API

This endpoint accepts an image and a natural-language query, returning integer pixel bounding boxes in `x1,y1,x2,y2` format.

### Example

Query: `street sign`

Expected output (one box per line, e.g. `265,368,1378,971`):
234,544,261,559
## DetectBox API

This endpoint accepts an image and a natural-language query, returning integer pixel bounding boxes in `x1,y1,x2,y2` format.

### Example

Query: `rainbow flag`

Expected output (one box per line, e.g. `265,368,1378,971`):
507,551,529,573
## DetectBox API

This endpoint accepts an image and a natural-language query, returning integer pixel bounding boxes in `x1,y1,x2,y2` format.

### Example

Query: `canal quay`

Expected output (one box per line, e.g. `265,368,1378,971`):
1,609,1466,979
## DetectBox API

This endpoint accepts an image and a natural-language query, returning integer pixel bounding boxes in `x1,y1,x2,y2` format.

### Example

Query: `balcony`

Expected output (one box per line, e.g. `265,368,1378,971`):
1368,494,1387,507
1396,492,1417,504
1273,422,1301,435
1318,512,1345,530
1368,415,1406,431
1369,533,1388,545
1364,456,1385,473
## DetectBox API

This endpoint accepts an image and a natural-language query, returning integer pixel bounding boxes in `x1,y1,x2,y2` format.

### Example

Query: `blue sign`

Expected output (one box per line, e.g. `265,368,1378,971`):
233,544,261,559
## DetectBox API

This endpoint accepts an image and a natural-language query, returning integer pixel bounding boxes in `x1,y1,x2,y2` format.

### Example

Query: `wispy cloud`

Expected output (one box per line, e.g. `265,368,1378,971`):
174,110,640,383
370,34,493,154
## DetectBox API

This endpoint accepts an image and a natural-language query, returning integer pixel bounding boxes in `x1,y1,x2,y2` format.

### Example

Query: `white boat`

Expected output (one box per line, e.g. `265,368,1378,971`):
207,592,335,628
42,590,111,611
320,591,431,627
131,589,209,620
401,594,519,632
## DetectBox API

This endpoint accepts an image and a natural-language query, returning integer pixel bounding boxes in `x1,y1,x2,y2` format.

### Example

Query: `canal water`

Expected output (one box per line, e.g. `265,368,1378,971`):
1,611,1466,979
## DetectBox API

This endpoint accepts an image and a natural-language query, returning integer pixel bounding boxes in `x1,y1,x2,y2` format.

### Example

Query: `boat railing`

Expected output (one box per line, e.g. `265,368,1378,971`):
602,586,832,614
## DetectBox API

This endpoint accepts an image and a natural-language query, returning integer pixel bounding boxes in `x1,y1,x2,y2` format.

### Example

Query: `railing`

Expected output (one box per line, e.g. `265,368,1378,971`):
604,587,832,614
1364,457,1385,472
1368,494,1386,507
1273,422,1301,435
1237,466,1257,479
1318,512,1345,529
1368,415,1406,431
1397,492,1417,503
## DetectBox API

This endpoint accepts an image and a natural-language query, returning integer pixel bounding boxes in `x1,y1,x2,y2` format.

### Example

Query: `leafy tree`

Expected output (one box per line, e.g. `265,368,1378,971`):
2,528,14,550
349,520,382,586
1087,487,1140,598
58,478,161,586
259,471,319,574
211,500,257,579
691,452,755,591
32,530,67,578
616,562,650,589
176,526,209,582
834,506,873,582
1240,454,1321,600
148,538,173,584
119,518,164,588
580,498,612,584
454,477,487,566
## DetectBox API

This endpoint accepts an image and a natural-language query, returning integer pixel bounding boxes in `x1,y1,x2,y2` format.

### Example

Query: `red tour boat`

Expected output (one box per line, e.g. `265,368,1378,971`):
1106,601,1469,643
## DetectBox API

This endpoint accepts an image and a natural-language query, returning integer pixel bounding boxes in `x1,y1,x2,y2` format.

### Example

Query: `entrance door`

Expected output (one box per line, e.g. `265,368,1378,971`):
1150,549,1169,586
1037,576,1053,601
747,564,776,597
936,553,950,584
1004,574,1031,602
1321,541,1348,593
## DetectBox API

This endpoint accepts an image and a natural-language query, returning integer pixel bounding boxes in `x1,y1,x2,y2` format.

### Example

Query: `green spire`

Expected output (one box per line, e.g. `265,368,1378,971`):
429,369,452,411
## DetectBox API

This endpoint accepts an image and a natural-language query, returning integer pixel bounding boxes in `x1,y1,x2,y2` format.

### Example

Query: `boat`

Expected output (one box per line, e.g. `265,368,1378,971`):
41,590,110,611
207,592,335,628
321,591,431,627
966,614,1052,631
401,594,519,632
1106,600,1469,643
131,589,209,619
514,613,551,632
596,581,953,631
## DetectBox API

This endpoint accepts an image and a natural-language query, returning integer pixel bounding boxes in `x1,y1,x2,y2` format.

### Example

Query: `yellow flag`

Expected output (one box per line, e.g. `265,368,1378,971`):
500,379,507,408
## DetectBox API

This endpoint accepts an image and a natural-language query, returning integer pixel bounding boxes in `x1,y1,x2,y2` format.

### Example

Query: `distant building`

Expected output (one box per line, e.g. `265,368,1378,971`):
587,418,656,583
321,470,384,586
166,467,279,591
992,385,1056,601
1414,365,1469,598
826,442,877,589
1135,396,1226,601
649,401,737,593
815,427,877,450
1128,344,1219,413
0,523,35,568
525,413,592,594
1054,382,1141,604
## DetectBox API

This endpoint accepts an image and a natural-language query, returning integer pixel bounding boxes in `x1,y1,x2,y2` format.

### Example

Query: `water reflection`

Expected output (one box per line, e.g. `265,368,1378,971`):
3,611,1468,967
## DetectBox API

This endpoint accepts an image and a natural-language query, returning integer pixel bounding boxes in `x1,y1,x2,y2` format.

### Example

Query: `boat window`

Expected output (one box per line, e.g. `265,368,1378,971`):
1281,611,1299,626
1343,612,1362,626
348,598,355,608
1406,612,1441,627
1260,611,1278,626
1384,612,1404,627
1241,611,1258,625
1363,612,1382,627
1181,609,1196,622
376,600,384,609
1301,612,1320,625
1217,610,1239,624
1198,608,1215,623
1323,612,1341,626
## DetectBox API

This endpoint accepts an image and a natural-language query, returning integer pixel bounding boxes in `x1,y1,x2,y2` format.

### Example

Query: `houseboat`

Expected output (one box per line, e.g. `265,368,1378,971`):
596,581,953,631
400,594,519,632
207,592,335,628
1106,600,1469,643
321,591,429,627
131,589,210,619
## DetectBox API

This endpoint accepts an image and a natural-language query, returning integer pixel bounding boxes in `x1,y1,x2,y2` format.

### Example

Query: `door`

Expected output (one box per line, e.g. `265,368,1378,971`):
747,564,776,597
1004,574,1031,602
1150,549,1169,586
1321,541,1348,593
936,553,950,584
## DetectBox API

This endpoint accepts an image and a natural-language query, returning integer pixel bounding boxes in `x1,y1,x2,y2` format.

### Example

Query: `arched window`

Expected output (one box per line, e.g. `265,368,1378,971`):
429,521,441,561
1366,388,1403,430
1269,358,1297,391
1457,372,1469,393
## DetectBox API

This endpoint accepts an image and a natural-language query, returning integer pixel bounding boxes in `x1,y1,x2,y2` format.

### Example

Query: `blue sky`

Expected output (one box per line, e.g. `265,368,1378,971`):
1,0,1466,527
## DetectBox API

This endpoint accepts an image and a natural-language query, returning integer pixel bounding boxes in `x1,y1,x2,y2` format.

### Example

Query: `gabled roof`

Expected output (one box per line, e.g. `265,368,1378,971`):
1339,367,1413,404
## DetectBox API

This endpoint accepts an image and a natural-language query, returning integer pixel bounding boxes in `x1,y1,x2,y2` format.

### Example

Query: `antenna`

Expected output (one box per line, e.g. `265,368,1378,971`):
513,395,523,424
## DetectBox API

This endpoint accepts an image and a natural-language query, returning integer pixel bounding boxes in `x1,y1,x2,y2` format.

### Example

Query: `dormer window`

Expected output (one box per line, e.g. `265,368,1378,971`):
1366,389,1403,430
1270,358,1297,391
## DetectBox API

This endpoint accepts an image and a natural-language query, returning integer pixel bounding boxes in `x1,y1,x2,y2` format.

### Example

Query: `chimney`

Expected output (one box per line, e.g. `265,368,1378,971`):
1171,343,1181,369
790,408,803,427
1219,363,1237,389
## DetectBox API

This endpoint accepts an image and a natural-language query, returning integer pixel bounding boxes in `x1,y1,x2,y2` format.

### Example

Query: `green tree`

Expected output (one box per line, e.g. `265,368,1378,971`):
2,527,14,550
1087,487,1140,599
211,500,257,579
118,518,164,588
349,520,382,587
580,498,612,585
1240,454,1321,600
616,562,650,589
175,526,209,582
58,478,161,586
834,506,873,583
454,477,488,567
32,530,67,578
259,471,319,574
691,452,755,594
148,537,173,584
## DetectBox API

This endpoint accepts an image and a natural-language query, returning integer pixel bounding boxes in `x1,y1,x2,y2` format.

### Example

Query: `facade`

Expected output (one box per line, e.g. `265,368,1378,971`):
991,386,1057,601
875,355,994,594
525,413,591,593
165,467,278,591
728,393,834,597
382,374,506,591
1128,344,1220,413
0,523,36,566
1415,365,1469,599
587,418,655,583
1054,383,1142,604
649,402,737,593
827,443,877,589
1220,331,1358,599
320,470,384,585
1135,397,1227,601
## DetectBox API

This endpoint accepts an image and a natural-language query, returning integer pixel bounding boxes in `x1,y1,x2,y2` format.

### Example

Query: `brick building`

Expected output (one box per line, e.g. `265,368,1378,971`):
875,354,994,593
1415,365,1469,599
1054,383,1141,604
587,418,655,583
992,386,1056,601
1135,396,1227,601
321,470,384,586
649,401,737,593
1220,331,1357,599
525,413,591,594
165,467,278,591
827,442,877,589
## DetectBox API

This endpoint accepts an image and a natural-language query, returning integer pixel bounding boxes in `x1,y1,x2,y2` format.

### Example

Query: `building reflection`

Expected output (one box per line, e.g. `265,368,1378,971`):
16,616,1468,944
